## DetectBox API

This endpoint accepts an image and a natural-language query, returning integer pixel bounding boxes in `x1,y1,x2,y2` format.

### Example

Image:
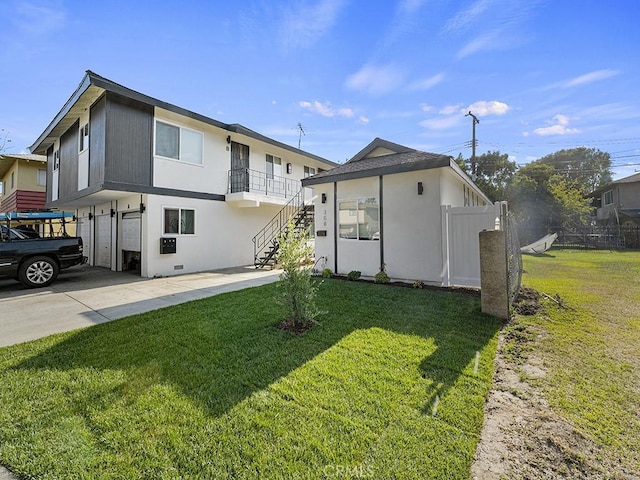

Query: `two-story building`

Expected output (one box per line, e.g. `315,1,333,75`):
29,71,336,277
590,172,640,228
0,153,48,213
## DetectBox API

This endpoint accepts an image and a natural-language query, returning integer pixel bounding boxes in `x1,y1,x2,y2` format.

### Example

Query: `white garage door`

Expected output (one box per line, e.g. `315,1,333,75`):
95,214,112,268
77,217,92,262
121,211,141,252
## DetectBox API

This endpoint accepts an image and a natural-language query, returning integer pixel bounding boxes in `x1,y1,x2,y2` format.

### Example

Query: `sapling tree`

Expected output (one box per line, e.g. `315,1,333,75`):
277,221,321,328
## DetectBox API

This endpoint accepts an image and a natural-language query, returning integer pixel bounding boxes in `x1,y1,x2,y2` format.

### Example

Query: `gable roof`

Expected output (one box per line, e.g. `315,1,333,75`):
590,171,640,196
302,137,451,186
29,71,337,167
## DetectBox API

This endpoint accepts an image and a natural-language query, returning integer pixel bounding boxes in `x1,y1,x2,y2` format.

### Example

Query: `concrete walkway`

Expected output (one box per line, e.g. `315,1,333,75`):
0,264,281,348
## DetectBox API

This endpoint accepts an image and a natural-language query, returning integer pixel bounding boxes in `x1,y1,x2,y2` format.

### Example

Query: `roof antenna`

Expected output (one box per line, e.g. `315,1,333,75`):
297,122,306,149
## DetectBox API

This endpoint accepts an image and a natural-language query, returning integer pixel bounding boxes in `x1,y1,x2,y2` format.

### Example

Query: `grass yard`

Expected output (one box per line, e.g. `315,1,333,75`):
518,249,640,474
0,279,500,479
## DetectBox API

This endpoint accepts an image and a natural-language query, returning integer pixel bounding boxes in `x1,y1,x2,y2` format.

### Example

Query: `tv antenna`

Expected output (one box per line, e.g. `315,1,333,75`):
297,122,306,149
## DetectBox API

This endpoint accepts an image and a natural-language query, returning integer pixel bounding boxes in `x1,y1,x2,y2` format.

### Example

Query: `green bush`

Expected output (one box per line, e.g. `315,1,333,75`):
374,270,390,284
321,268,333,278
277,222,321,326
347,270,361,281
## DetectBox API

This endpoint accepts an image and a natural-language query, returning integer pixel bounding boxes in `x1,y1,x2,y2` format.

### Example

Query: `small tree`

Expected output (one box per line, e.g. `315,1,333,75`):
277,221,321,329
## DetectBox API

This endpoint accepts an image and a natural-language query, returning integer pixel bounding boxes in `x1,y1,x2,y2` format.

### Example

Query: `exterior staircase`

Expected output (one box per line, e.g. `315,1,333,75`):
252,189,314,269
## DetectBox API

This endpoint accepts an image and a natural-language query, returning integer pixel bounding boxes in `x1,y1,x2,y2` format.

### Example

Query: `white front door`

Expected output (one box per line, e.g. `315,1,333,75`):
95,214,112,268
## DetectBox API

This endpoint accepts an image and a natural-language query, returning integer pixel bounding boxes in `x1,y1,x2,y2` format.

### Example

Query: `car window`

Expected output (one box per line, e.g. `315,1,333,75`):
0,225,28,240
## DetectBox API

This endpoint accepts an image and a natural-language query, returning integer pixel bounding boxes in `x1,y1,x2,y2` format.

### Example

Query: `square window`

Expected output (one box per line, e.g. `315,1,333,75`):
164,208,195,235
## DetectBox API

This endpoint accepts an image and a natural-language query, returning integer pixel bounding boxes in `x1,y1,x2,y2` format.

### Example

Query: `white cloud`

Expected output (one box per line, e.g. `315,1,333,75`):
564,69,620,88
358,116,370,125
443,0,494,34
456,29,502,58
12,1,66,36
532,114,580,136
279,0,347,50
408,73,445,91
345,64,405,95
420,115,464,130
299,100,354,118
420,103,433,113
466,100,510,116
439,104,462,115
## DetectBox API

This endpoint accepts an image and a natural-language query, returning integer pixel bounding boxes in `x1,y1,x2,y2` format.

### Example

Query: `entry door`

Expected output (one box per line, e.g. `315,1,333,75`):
94,214,112,268
230,141,249,193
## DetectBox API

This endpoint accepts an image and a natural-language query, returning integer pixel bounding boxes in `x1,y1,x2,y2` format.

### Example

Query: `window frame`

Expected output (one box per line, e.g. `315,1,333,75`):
53,150,60,171
304,165,316,177
154,120,204,166
603,190,614,206
163,207,196,235
37,168,47,186
338,197,380,241
79,123,89,152
266,153,282,179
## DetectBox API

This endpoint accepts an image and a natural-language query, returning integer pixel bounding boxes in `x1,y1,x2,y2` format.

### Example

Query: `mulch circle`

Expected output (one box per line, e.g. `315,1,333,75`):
276,318,316,335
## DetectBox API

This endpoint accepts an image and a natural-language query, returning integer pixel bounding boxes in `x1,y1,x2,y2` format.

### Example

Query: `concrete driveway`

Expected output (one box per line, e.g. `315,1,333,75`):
0,265,281,348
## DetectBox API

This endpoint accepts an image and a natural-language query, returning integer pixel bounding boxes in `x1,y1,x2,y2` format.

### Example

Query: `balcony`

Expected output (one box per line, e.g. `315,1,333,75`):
226,168,303,207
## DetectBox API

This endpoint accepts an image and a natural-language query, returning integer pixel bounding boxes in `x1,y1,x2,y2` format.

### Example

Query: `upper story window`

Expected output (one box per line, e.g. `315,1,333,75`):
304,166,316,177
11,172,15,189
155,121,203,165
266,154,282,179
339,198,380,241
79,123,89,152
603,190,614,206
37,169,47,186
53,150,60,170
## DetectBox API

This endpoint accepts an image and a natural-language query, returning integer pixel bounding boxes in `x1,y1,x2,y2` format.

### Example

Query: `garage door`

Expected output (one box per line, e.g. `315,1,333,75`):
77,217,92,262
95,214,111,268
121,211,141,252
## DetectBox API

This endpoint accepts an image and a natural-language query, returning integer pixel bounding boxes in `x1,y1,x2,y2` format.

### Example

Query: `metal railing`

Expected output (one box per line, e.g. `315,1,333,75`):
228,168,301,199
251,188,308,266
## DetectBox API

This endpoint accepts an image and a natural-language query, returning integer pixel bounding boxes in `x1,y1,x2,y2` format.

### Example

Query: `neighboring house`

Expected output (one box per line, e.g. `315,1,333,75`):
0,153,48,212
29,71,336,277
302,138,500,288
589,172,640,227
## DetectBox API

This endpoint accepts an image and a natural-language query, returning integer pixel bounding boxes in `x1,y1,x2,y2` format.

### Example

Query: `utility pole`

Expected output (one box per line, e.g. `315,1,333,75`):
465,111,479,178
297,122,306,149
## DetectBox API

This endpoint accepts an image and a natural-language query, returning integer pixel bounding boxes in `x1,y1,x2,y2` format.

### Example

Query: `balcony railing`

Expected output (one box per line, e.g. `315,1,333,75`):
228,168,302,199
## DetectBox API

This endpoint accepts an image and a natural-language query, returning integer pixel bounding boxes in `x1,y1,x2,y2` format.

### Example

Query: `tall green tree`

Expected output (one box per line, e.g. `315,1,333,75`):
456,151,516,202
537,147,612,194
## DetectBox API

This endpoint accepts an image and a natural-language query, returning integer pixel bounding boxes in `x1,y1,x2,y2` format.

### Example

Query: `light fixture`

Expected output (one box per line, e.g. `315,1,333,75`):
417,182,424,195
321,193,327,203
140,202,146,213
286,163,292,174
226,135,231,144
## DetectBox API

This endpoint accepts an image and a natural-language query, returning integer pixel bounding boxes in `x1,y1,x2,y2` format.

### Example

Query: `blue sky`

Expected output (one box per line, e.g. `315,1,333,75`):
1,0,639,179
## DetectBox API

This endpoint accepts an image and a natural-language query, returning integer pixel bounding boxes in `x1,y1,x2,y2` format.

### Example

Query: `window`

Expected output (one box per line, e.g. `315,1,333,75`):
53,150,60,170
11,172,15,189
164,208,195,235
304,166,316,177
339,198,379,241
155,121,203,165
603,190,614,206
266,154,282,179
79,123,89,151
37,169,47,186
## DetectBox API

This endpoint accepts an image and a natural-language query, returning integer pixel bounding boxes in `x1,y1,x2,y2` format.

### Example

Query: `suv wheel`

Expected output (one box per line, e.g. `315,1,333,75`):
18,256,60,288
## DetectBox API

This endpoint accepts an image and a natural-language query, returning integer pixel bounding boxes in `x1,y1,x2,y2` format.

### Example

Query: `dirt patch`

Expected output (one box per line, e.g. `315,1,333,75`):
276,318,316,335
472,311,637,480
513,287,542,315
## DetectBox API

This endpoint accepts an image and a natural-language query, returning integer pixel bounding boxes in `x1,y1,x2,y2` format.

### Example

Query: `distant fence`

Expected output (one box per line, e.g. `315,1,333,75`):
518,224,640,250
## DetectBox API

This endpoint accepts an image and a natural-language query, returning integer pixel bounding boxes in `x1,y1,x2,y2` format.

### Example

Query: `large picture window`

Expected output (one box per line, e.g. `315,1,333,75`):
164,208,195,235
339,198,379,240
155,121,203,165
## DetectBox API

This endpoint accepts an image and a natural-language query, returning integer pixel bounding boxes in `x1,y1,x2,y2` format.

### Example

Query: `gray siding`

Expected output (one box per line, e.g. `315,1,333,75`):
58,121,79,198
104,93,153,186
89,95,106,186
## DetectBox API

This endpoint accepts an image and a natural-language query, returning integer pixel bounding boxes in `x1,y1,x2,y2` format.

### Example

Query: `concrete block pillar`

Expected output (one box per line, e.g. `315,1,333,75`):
480,229,509,320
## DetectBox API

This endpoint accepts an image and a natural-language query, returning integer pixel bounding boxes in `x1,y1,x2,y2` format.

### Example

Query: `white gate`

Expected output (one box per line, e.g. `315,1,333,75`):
441,204,501,287
94,214,112,268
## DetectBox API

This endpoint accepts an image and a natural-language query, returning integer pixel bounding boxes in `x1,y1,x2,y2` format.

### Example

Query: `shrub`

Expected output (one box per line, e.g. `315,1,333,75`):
347,270,361,281
374,270,390,284
412,280,425,289
321,268,333,278
277,222,321,326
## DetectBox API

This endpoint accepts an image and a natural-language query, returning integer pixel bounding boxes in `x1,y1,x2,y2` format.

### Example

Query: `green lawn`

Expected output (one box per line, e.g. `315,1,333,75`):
0,280,500,479
519,249,640,473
